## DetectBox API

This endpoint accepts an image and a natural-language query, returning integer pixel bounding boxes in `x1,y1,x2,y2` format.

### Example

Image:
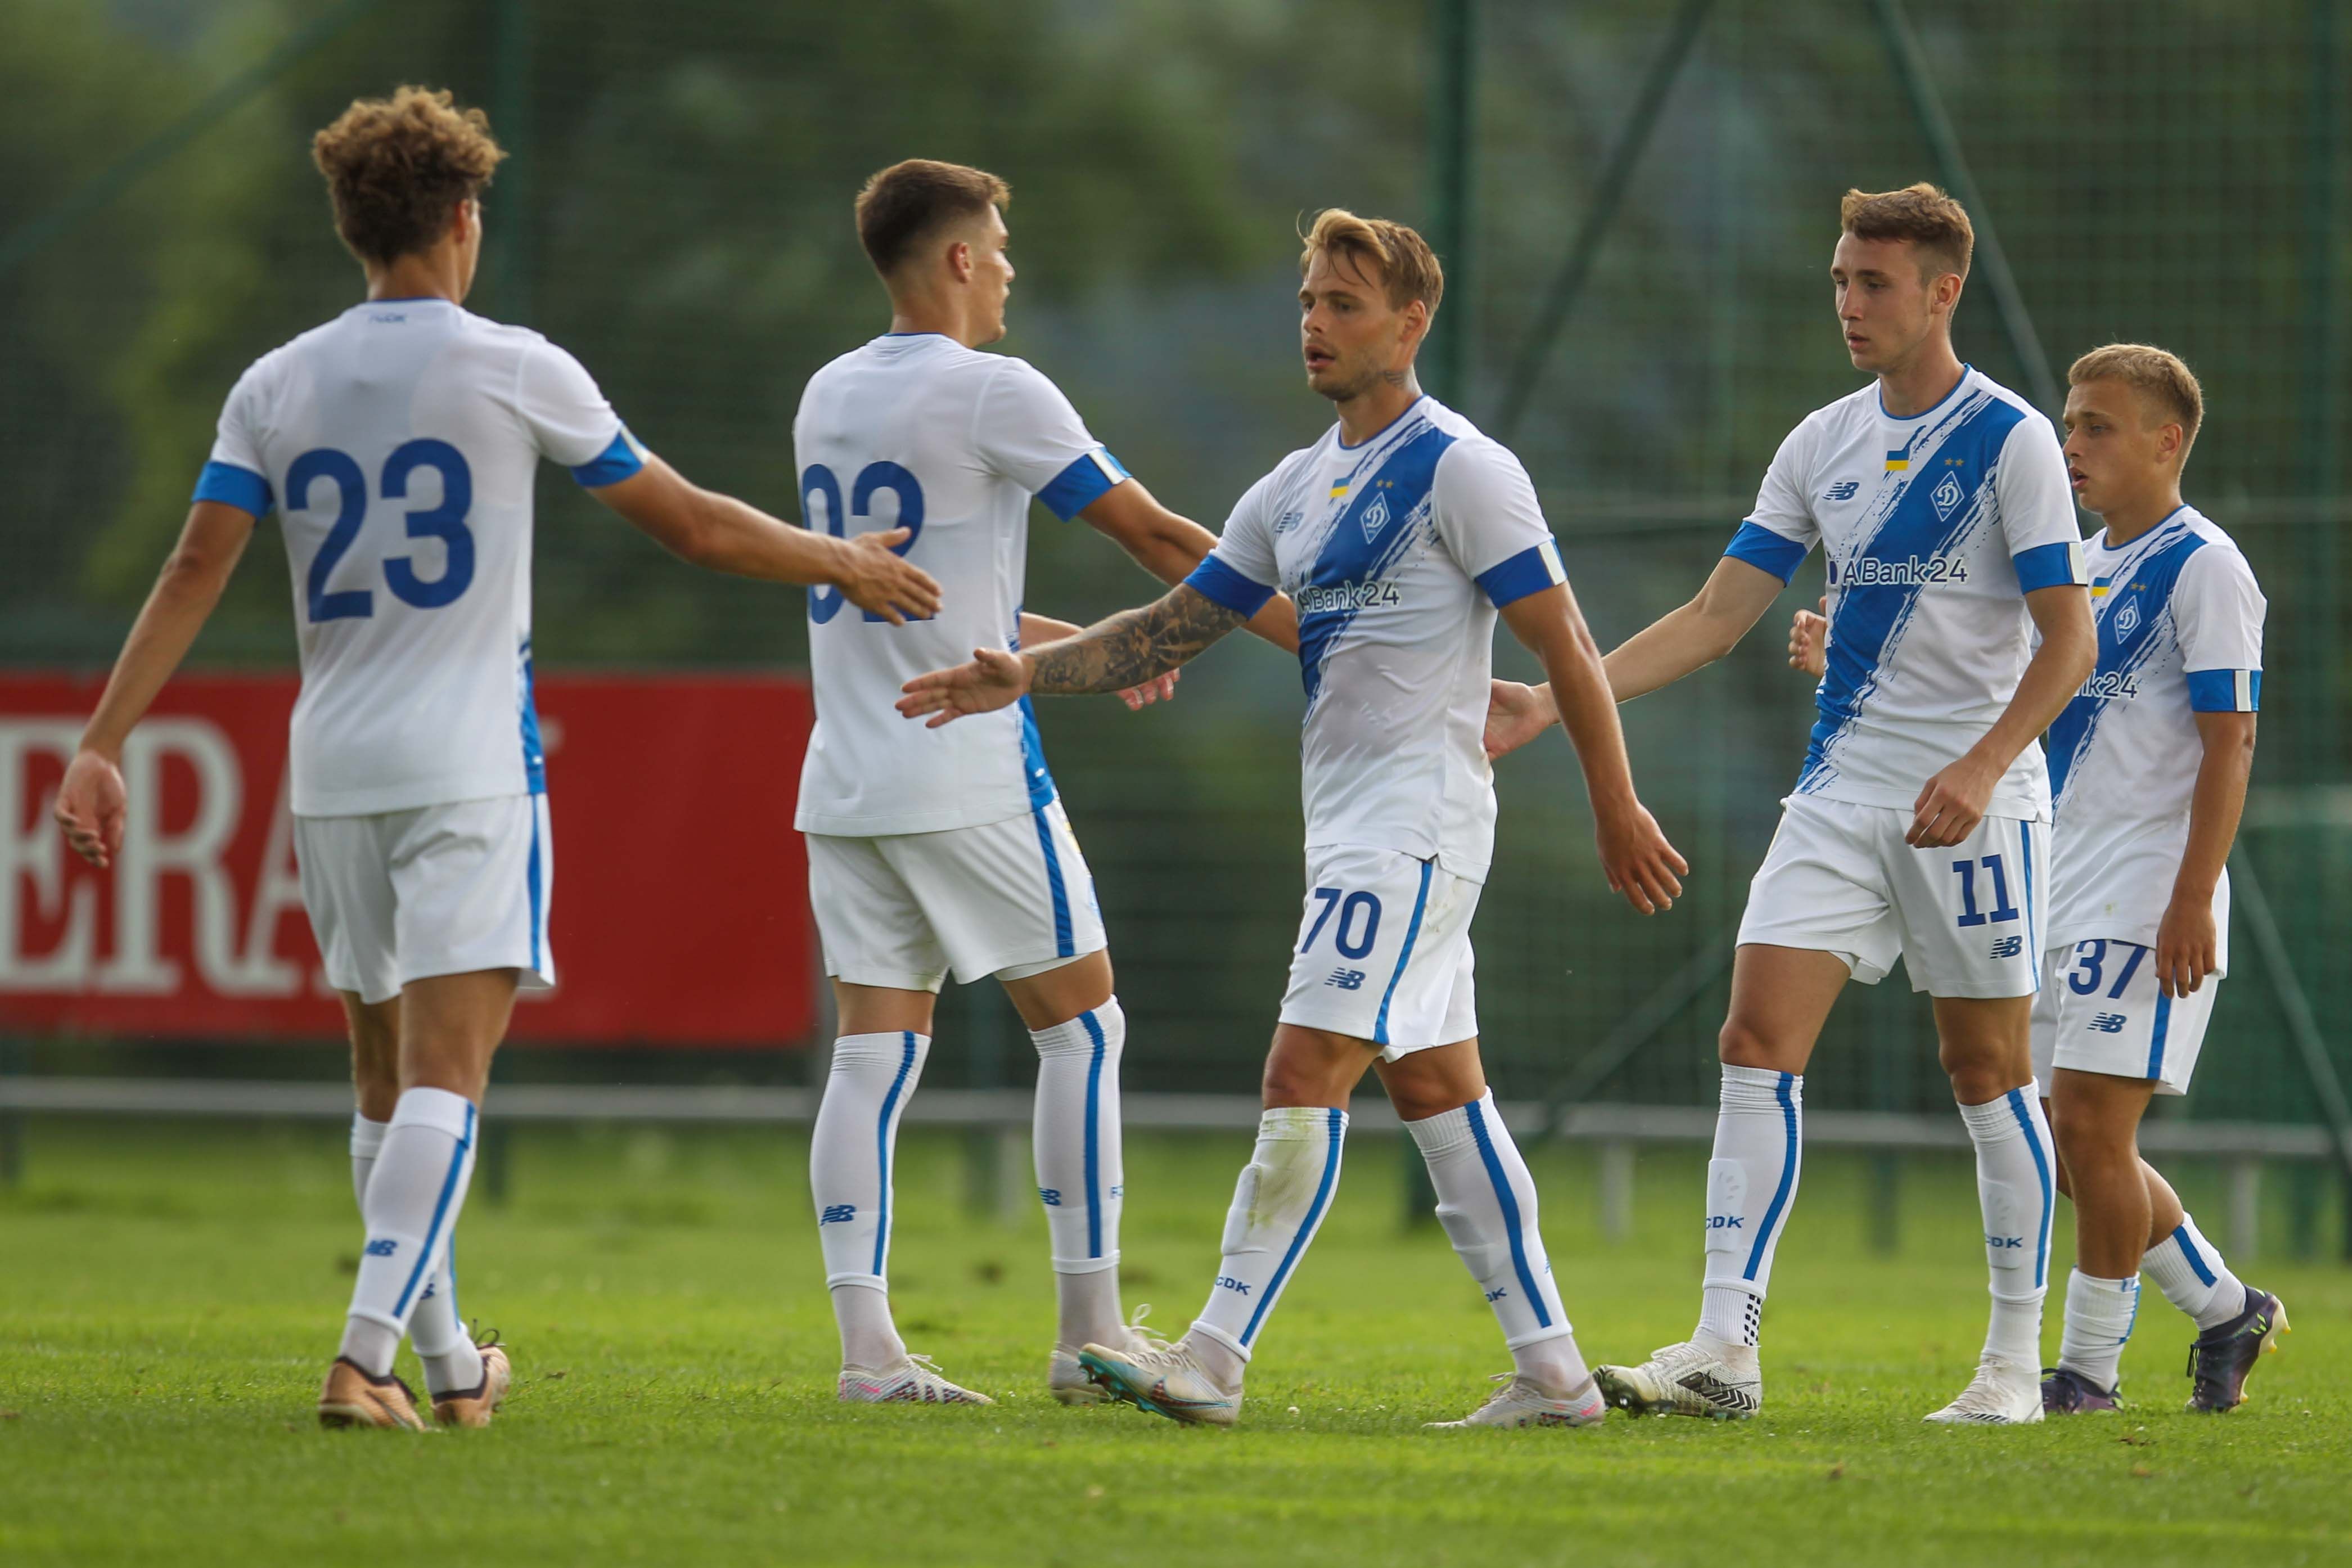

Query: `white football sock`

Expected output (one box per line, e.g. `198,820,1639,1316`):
810,1031,928,1368
1959,1089,2056,1366
2056,1268,2138,1391
1189,1107,1346,1385
2142,1213,2250,1330
1694,1065,1801,1369
1406,1091,1584,1391
339,1088,477,1377
1032,999,1126,1349
352,1111,480,1395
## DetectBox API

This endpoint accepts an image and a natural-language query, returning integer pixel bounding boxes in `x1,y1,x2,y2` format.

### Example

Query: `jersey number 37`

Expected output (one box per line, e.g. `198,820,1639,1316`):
292,440,474,623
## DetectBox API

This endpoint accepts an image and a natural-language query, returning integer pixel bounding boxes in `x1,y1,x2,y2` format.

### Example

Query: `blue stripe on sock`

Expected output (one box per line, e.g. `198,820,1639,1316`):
1464,1097,1549,1329
1240,1110,1342,1348
1079,1008,1108,1258
1742,1073,1799,1282
2006,1088,2054,1290
1373,860,1435,1047
872,1033,918,1277
392,1102,477,1318
2170,1223,2218,1287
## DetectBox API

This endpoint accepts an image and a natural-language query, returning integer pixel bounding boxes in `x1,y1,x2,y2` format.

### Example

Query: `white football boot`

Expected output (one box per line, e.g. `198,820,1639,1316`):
1922,1355,2043,1425
1425,1372,1608,1429
837,1353,995,1405
1594,1340,1762,1420
1076,1336,1241,1427
1051,1306,1168,1405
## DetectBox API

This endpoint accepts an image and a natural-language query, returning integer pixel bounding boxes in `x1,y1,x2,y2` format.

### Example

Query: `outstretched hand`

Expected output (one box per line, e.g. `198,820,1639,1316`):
53,749,127,869
898,646,1031,728
1483,679,1556,760
839,528,943,626
1596,799,1689,915
1117,669,1180,711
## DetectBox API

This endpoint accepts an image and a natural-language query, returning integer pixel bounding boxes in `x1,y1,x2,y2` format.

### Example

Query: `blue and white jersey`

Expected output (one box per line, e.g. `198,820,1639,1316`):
197,299,645,817
1726,366,2085,820
1184,396,1565,884
2043,506,2264,959
792,334,1129,837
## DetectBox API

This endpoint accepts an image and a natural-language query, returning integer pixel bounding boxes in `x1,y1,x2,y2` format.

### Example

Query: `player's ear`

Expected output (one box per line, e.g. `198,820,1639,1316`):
944,239,973,285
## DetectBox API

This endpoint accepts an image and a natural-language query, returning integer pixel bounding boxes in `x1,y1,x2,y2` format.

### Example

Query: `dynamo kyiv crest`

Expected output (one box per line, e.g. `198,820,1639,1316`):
1359,491,1391,542
1930,471,1964,521
2112,597,2141,636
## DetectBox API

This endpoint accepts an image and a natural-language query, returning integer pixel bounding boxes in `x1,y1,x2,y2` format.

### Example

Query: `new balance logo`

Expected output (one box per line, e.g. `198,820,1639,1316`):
1705,1215,1745,1231
1274,509,1304,534
1990,936,2024,959
820,1204,857,1224
1824,480,1861,501
2089,1013,2128,1034
1326,968,1367,991
1038,1188,1062,1206
1109,1185,1124,1199
364,1238,399,1257
1986,1234,2024,1250
1215,1276,1252,1296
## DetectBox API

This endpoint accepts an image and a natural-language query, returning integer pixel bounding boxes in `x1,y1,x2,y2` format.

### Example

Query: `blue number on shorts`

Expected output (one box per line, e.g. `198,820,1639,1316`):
2104,943,2147,999
1301,887,1342,952
2068,939,2106,994
292,443,477,620
1951,854,2020,929
1334,892,1382,960
801,461,927,625
292,447,372,622
380,439,475,609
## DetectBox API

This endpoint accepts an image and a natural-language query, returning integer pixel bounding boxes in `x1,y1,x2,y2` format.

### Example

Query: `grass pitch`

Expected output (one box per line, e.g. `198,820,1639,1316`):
2,1118,2346,1567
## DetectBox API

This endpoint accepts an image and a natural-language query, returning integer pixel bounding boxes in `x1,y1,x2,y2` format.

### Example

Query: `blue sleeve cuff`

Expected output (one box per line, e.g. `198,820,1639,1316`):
2013,539,2087,592
2186,669,2261,713
569,426,646,488
192,461,272,517
1724,521,1807,584
1036,448,1130,521
1183,555,1277,619
1474,539,1567,608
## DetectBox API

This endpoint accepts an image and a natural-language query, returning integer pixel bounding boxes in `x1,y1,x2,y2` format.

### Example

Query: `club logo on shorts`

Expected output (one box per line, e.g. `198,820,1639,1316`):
2114,597,2141,637
1990,936,2024,959
2089,1013,2128,1034
1326,968,1367,991
1930,471,1965,521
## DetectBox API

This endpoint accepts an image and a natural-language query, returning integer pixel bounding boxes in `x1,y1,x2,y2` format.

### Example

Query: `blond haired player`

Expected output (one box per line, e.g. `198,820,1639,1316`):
904,211,1686,1429
53,87,936,1431
1490,185,2096,1424
1789,344,2281,1414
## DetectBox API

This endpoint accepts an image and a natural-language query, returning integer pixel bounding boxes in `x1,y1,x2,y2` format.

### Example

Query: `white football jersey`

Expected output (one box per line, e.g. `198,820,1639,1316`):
197,298,645,817
2044,506,2264,959
791,334,1129,837
1728,366,2085,820
1186,396,1565,884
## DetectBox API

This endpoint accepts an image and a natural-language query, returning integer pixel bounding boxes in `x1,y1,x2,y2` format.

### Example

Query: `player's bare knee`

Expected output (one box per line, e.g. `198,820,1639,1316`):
1717,1016,1794,1072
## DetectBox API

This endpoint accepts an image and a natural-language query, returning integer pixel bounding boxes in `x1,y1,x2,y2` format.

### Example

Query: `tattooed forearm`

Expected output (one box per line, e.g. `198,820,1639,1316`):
1028,585,1245,695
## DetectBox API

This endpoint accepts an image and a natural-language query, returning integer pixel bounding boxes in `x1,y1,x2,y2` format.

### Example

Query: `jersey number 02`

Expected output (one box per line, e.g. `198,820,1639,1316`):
803,461,924,625
291,440,475,622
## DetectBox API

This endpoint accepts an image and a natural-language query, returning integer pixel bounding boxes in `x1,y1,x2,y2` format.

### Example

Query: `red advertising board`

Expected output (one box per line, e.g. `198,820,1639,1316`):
0,672,817,1046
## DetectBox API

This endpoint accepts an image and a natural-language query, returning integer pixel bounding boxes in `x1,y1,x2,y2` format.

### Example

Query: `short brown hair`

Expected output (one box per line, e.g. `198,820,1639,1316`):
312,86,504,265
2069,343,2205,459
1840,183,1973,281
1299,209,1445,313
855,160,1010,277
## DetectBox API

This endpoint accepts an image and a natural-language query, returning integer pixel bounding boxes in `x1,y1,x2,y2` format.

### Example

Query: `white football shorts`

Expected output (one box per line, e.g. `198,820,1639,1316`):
2031,939,2219,1097
1737,794,2048,998
295,793,555,1007
805,798,1106,993
1278,845,1479,1060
